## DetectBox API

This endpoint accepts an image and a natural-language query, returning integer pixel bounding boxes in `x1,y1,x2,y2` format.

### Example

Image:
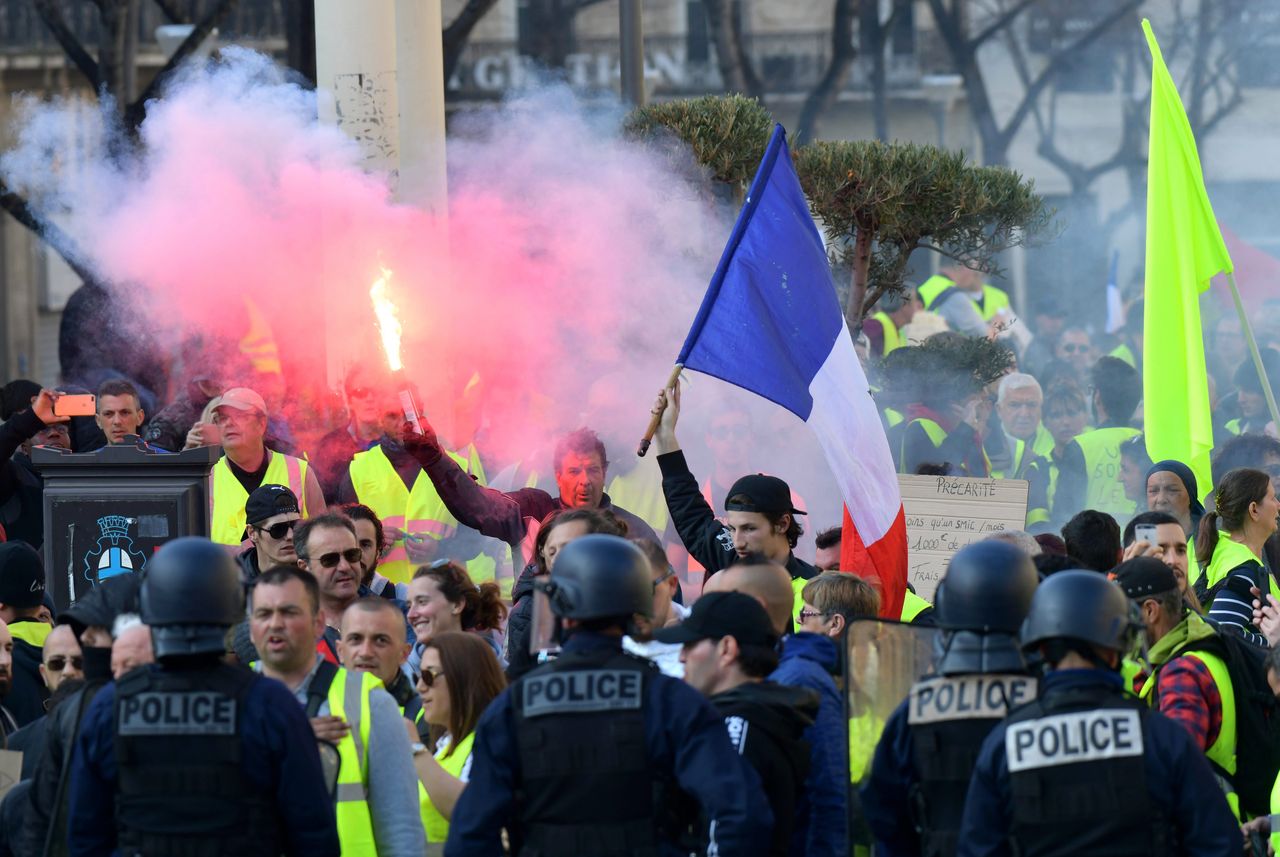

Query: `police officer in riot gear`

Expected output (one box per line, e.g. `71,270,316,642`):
861,540,1038,856
446,534,774,857
957,570,1239,857
67,537,341,856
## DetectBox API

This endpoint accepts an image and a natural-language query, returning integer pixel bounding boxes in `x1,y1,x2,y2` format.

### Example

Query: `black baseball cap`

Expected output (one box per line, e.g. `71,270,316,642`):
653,591,778,647
724,474,806,517
245,484,300,527
1112,557,1178,599
0,542,45,608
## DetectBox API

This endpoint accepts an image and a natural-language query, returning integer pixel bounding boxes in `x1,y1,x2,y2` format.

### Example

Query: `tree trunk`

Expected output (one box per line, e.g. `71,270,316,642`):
848,223,873,329
283,0,317,86
444,0,501,82
795,0,856,142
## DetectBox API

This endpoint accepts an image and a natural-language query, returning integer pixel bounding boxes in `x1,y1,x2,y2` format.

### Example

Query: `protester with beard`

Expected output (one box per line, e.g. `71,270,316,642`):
20,574,141,857
0,390,70,549
0,622,18,736
294,514,365,664
658,591,816,857
342,503,408,602
0,542,50,728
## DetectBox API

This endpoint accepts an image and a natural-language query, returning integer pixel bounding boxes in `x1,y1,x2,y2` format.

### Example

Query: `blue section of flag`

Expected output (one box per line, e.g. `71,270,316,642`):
676,125,842,421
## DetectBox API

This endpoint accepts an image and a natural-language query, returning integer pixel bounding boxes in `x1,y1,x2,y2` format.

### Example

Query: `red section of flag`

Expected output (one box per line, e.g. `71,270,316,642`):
840,504,907,620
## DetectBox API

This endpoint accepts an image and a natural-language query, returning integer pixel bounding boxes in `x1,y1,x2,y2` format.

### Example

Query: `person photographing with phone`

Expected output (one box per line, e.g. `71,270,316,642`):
0,389,73,549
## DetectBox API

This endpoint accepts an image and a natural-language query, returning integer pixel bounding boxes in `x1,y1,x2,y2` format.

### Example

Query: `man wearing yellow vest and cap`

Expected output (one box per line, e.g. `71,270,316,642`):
1116,558,1241,819
812,527,934,625
0,541,51,727
1052,357,1142,524
251,565,424,856
208,387,323,548
916,264,1006,337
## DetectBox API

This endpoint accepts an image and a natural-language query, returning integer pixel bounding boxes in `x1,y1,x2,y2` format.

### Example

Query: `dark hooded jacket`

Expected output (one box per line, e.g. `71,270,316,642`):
20,575,140,857
709,681,817,857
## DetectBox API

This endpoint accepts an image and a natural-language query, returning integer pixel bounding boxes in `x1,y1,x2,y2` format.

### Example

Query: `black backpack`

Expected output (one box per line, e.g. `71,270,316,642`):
1169,627,1280,817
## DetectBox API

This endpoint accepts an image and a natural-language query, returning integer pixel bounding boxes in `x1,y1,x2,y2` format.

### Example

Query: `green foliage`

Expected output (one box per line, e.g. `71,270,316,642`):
881,335,1016,408
624,95,773,190
794,139,1052,315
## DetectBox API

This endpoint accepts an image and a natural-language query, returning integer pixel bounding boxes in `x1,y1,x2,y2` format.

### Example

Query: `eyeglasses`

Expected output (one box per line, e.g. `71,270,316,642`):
254,520,296,540
652,568,676,592
798,608,828,624
313,548,363,569
45,655,82,672
212,409,263,426
420,667,445,688
1059,344,1089,354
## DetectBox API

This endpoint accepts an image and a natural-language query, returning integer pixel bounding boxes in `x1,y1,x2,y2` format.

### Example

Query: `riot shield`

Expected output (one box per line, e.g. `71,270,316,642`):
845,618,937,853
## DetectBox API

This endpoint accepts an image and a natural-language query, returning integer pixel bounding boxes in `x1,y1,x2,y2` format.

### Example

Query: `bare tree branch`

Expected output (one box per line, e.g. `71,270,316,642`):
971,0,1042,49
32,0,104,91
124,0,239,131
703,0,763,99
794,0,856,142
444,0,500,82
0,180,95,284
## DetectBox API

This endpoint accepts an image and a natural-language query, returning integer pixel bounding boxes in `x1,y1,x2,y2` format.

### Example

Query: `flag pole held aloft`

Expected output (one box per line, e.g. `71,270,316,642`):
637,364,684,457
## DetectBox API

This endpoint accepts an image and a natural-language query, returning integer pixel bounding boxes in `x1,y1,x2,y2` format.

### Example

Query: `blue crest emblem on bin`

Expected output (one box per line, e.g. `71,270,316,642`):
83,516,147,585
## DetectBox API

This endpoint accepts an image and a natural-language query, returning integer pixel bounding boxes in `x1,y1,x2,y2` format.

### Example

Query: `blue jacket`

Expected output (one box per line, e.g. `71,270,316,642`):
769,632,848,857
445,631,774,857
67,665,340,857
958,669,1239,857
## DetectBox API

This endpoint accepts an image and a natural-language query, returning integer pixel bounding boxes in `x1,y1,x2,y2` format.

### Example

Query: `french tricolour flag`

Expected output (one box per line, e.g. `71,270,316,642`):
674,125,909,619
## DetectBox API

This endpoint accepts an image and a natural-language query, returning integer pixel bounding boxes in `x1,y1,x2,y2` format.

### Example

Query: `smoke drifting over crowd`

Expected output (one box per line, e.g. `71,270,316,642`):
0,47,844,538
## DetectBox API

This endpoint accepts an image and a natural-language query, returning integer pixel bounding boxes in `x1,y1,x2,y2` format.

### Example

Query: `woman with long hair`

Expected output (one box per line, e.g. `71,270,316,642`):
414,632,507,853
407,559,507,645
1198,467,1280,642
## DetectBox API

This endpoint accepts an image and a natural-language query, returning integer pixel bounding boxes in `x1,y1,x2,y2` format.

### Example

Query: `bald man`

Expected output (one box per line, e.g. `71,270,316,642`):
703,560,795,635
711,555,848,855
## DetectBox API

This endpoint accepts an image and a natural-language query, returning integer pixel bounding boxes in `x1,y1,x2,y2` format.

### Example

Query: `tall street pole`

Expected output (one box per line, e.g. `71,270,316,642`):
619,0,645,107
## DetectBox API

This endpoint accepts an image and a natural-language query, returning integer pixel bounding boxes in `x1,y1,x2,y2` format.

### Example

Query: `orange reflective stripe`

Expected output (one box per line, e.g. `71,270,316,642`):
285,455,304,513
406,519,451,540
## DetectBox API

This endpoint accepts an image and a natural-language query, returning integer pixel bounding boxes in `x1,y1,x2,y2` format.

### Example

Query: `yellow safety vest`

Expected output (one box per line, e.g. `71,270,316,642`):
1203,537,1274,598
9,620,50,648
900,590,932,623
917,277,1009,321
884,408,904,428
1073,427,1141,521
1031,424,1055,459
1141,647,1238,818
1109,343,1137,369
328,667,381,856
349,444,485,585
209,452,309,547
871,311,903,355
1225,418,1244,436
1271,770,1280,853
422,730,475,843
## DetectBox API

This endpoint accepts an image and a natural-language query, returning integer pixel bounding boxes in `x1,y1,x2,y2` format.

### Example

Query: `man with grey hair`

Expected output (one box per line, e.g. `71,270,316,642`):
109,614,153,679
990,374,1054,475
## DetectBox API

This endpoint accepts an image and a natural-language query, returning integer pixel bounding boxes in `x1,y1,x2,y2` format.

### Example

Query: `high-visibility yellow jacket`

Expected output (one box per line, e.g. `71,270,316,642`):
328,667,381,856
870,311,903,355
422,731,475,843
210,451,310,546
1073,426,1141,521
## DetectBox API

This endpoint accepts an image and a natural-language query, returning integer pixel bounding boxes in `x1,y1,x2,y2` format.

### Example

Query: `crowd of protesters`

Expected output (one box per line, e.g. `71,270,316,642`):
1,272,1280,856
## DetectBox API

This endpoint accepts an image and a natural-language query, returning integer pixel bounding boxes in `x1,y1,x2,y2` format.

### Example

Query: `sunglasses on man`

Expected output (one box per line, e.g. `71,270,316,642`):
254,520,297,541
45,655,82,672
313,548,363,569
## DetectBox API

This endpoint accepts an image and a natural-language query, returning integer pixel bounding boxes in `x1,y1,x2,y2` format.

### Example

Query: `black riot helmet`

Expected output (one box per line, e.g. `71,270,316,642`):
933,541,1038,676
140,537,244,659
1020,570,1139,668
537,534,652,623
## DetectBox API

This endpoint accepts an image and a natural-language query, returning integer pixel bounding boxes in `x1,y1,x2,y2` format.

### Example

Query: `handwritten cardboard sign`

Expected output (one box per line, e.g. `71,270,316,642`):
899,475,1029,601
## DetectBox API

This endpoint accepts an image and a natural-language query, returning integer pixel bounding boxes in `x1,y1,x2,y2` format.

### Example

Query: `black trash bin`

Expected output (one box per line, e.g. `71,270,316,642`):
31,443,219,610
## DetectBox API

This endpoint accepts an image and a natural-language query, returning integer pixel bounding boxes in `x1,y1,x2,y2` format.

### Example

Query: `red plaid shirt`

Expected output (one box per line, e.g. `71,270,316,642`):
1153,654,1223,753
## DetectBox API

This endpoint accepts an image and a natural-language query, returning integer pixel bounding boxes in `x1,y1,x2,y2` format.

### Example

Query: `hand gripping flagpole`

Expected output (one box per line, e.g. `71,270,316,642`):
1226,271,1280,431
637,364,684,457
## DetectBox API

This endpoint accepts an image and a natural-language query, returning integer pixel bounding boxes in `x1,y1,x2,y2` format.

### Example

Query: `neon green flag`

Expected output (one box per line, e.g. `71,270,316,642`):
1142,18,1232,494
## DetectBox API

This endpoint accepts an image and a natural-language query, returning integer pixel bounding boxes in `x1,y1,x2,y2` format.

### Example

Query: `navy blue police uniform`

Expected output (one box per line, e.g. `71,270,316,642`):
68,662,339,857
957,669,1240,857
445,631,775,857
